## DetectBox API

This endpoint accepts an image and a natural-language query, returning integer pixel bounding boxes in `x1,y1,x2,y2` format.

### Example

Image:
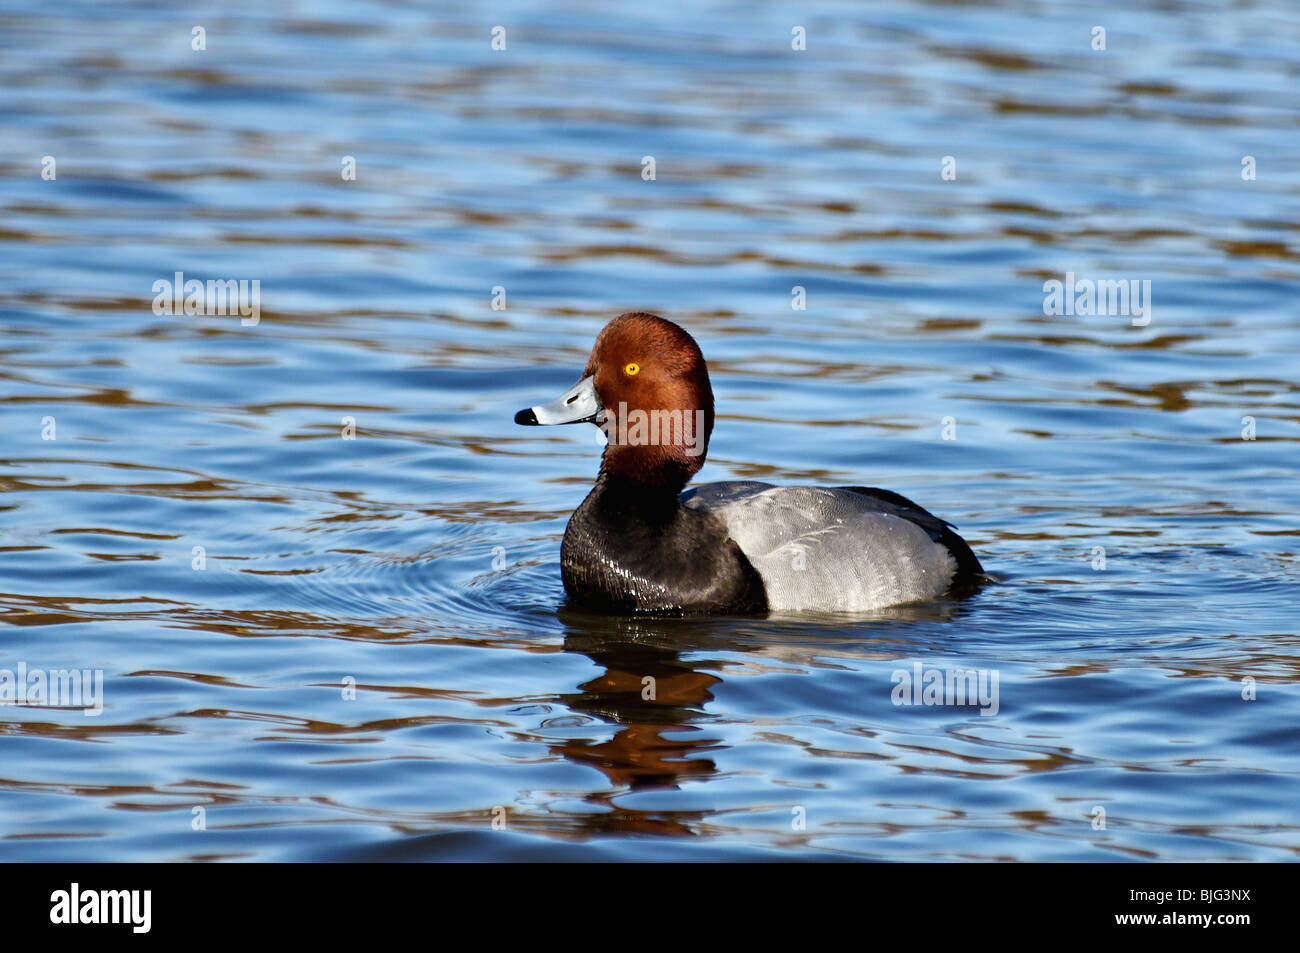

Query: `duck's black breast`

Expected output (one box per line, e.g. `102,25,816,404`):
559,474,767,615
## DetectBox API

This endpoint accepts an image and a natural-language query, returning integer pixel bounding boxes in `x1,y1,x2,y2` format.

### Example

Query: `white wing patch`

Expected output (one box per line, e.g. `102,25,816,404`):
682,482,957,612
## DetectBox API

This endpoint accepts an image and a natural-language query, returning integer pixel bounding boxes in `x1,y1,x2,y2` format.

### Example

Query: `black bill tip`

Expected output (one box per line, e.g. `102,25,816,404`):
514,407,539,425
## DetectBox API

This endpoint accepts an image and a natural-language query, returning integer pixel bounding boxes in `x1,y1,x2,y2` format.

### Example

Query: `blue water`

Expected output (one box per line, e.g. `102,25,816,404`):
1,0,1298,861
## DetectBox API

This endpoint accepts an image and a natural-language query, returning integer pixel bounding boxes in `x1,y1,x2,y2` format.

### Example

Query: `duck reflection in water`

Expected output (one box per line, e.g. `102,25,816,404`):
553,607,729,835
550,600,968,838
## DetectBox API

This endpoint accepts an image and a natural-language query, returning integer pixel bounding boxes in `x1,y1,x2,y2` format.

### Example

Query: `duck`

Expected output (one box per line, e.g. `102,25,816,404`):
515,312,983,614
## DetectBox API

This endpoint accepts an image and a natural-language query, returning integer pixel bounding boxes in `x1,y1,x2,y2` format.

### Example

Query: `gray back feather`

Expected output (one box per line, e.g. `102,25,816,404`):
680,481,958,612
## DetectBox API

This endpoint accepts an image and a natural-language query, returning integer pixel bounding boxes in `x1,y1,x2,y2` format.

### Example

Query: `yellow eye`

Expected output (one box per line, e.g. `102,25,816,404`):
624,362,640,376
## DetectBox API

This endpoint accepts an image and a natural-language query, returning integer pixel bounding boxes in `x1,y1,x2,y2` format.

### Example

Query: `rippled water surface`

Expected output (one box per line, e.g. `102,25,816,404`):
2,0,1299,861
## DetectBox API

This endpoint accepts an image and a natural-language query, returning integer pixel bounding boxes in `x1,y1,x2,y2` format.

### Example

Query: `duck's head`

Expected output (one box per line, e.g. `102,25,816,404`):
515,312,715,488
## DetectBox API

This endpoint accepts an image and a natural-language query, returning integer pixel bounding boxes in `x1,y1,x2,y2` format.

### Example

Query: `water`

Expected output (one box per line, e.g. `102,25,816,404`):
1,0,1298,861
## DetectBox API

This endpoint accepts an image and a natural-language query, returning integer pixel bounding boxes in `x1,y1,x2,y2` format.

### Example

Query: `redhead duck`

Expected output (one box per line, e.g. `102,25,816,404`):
515,313,983,614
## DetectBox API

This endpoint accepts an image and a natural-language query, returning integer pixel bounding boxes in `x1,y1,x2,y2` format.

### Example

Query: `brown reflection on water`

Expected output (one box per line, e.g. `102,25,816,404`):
551,615,723,836
540,602,976,838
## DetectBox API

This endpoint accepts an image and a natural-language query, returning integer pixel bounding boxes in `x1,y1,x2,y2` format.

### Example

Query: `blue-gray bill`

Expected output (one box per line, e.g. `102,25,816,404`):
515,374,603,426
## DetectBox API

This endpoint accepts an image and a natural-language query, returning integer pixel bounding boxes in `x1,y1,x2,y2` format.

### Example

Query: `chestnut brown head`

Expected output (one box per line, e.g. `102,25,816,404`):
515,312,714,488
